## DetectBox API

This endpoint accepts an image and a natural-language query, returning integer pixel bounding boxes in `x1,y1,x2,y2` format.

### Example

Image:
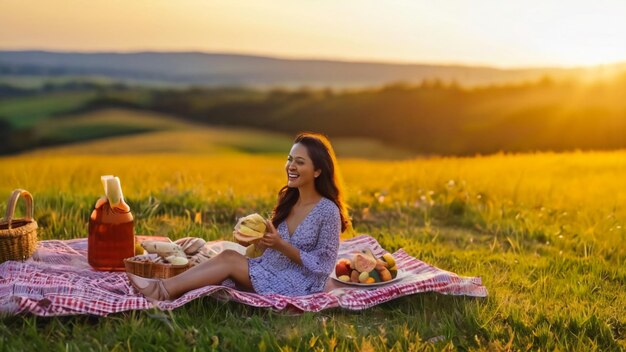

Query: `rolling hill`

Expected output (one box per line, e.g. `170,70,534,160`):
3,50,625,88
24,108,415,159
2,72,626,157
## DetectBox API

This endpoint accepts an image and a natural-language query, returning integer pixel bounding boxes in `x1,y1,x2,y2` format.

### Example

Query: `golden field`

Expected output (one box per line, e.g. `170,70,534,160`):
1,148,625,350
1,149,624,257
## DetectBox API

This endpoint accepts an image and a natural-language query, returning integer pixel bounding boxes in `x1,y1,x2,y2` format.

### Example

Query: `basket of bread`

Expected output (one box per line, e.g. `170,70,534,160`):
124,237,211,279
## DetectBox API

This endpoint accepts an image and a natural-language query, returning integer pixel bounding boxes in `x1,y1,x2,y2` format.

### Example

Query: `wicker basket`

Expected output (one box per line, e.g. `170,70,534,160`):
124,256,190,279
0,189,38,263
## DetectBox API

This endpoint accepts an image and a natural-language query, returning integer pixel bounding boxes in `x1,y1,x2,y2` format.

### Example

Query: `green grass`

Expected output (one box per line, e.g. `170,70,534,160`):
33,108,194,144
0,75,183,89
0,151,625,351
0,295,485,351
0,91,98,128
22,108,416,159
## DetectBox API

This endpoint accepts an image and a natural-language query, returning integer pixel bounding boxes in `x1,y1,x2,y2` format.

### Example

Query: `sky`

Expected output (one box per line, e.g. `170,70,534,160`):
1,0,625,68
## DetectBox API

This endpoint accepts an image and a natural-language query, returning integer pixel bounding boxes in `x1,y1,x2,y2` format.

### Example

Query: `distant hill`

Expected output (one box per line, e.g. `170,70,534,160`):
2,70,626,156
19,108,414,159
2,50,625,88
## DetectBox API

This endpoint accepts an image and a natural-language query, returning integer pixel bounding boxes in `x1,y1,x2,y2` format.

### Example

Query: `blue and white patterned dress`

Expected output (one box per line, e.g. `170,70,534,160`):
248,197,341,296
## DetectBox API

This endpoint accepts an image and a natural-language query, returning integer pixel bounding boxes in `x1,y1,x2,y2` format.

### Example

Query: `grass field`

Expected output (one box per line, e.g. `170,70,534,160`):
0,91,98,128
0,147,625,351
22,108,416,159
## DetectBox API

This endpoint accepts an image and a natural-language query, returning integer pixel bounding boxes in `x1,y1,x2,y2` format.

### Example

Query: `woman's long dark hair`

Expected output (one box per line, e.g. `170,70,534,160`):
271,132,351,233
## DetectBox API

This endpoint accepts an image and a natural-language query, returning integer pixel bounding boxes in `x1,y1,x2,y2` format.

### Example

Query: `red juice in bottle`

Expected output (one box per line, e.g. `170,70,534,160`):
88,176,134,271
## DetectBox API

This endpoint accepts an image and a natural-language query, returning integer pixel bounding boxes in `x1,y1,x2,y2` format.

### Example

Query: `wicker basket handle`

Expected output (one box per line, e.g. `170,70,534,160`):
4,189,34,229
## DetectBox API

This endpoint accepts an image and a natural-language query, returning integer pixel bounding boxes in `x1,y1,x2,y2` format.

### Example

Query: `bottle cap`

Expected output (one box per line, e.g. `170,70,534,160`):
101,175,114,195
101,175,130,212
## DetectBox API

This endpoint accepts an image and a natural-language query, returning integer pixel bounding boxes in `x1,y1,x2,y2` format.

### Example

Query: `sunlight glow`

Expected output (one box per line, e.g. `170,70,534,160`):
0,0,625,68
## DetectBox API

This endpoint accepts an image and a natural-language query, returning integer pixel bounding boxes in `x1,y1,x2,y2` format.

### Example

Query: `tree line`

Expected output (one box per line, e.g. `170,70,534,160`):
1,74,625,155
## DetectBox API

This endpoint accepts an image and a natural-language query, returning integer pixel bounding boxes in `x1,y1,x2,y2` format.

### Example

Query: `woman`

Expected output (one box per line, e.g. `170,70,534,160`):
127,132,351,300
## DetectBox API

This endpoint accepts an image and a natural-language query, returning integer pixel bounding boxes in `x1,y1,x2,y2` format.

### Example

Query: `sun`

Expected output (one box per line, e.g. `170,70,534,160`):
525,6,626,67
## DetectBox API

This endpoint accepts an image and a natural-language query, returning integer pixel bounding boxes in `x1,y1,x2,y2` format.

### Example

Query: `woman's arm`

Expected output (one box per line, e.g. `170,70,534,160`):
297,209,340,275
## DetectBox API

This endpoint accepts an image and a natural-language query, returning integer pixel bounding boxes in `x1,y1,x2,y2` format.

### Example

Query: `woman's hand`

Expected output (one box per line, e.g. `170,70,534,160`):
259,220,283,249
259,220,303,265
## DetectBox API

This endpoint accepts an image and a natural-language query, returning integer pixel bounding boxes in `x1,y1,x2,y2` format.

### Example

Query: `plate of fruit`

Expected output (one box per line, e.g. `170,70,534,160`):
331,249,403,286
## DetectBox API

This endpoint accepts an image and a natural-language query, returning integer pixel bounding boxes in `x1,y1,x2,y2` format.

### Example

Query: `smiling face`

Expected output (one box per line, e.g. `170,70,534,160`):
286,143,321,189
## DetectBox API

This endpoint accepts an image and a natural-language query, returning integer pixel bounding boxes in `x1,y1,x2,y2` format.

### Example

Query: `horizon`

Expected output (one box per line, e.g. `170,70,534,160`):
2,0,625,70
2,48,625,71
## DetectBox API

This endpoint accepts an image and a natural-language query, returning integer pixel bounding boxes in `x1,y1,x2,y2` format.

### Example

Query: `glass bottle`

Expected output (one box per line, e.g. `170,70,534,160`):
88,175,134,271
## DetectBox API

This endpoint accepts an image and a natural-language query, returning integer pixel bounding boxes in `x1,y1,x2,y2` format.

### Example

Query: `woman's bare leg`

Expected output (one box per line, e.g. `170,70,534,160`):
162,249,253,298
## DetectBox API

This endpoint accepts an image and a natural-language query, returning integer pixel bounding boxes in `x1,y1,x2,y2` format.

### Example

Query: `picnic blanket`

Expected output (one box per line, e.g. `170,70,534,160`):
0,235,487,316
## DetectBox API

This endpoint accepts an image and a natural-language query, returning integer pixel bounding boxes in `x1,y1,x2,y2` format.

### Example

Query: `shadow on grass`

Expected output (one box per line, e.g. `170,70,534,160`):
1,293,487,351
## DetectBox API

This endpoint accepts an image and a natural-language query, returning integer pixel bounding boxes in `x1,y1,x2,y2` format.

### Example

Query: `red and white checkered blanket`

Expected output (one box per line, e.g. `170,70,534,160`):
0,235,487,316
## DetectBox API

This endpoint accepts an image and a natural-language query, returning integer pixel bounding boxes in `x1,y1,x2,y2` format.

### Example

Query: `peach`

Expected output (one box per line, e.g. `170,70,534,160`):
335,259,351,277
